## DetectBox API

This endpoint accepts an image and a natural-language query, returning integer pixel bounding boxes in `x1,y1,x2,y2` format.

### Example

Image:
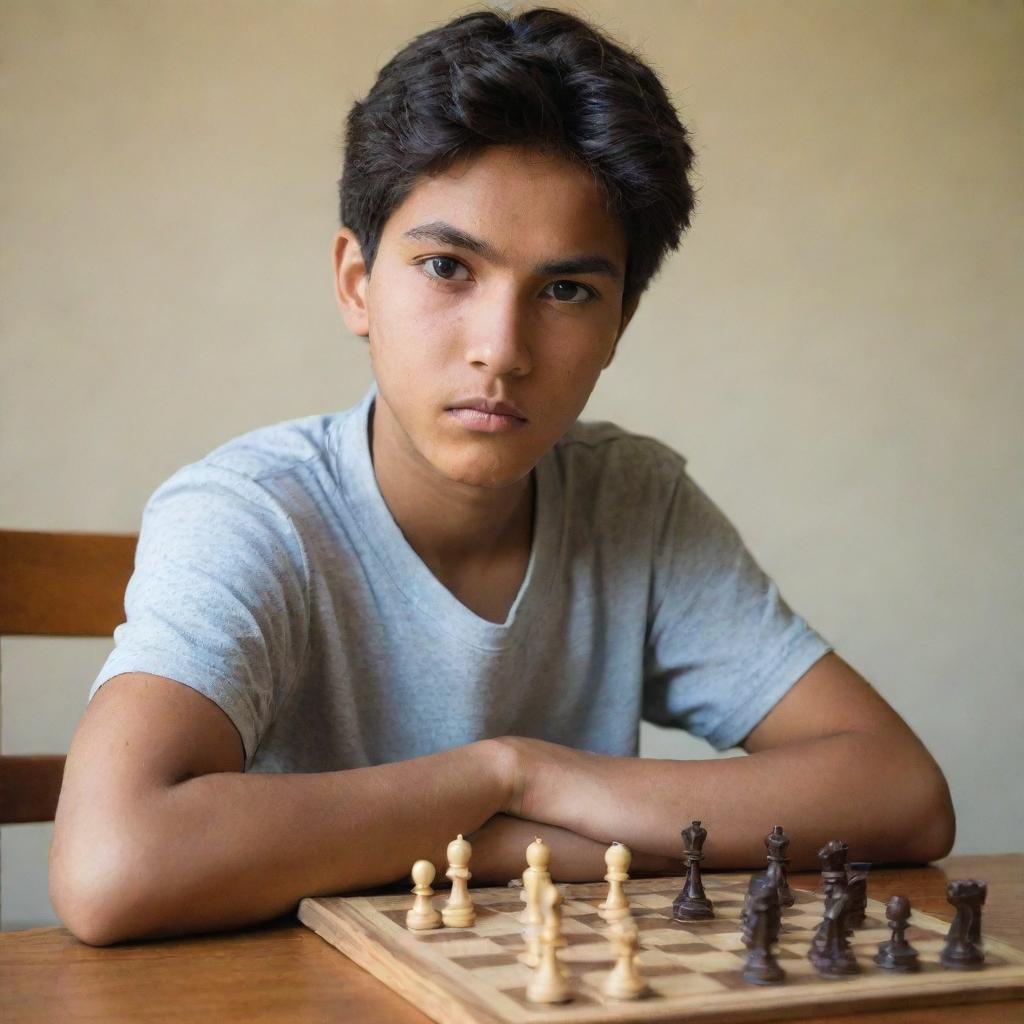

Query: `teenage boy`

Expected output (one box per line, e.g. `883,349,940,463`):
51,7,954,947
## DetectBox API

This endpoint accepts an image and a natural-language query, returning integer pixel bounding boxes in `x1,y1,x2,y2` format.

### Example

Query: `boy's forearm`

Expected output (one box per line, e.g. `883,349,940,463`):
504,730,954,870
54,739,513,944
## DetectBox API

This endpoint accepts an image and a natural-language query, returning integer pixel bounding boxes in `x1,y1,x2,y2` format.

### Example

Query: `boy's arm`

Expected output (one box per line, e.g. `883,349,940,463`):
500,652,956,870
50,673,667,946
50,672,503,945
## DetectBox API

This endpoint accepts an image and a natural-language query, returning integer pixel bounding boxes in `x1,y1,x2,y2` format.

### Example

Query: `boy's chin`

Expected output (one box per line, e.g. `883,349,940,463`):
433,454,534,491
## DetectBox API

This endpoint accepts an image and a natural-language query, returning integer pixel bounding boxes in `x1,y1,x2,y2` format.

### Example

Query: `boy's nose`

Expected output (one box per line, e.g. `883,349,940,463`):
463,297,533,378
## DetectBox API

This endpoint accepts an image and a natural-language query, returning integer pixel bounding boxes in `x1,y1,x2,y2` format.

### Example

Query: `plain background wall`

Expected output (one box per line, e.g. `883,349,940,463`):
2,0,1021,930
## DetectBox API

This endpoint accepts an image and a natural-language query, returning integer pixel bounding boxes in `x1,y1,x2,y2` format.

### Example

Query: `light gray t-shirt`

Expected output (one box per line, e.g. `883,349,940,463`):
91,386,831,771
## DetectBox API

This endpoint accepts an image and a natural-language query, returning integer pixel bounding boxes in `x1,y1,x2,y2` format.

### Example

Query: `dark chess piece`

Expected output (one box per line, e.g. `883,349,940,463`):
874,895,920,972
940,879,987,970
809,890,859,978
845,870,868,929
764,825,795,908
672,820,715,921
809,877,845,963
741,875,786,985
818,839,849,911
740,873,764,931
818,840,849,884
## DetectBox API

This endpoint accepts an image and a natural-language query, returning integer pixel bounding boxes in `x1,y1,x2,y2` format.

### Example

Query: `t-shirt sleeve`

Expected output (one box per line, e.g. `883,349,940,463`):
89,462,311,767
642,452,831,750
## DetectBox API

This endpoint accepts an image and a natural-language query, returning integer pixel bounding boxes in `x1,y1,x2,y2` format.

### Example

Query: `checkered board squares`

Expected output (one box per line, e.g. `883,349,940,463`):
298,874,1024,1024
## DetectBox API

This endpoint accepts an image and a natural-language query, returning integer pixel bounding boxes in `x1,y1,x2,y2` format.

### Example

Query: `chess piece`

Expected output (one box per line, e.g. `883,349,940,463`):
518,837,551,966
740,873,762,931
601,918,649,1000
844,869,868,929
809,890,859,978
874,895,920,972
809,876,846,962
518,863,545,967
442,834,476,928
519,836,551,923
526,883,573,1004
598,842,632,922
817,839,849,916
764,825,795,908
672,820,714,920
406,860,442,931
741,875,786,985
940,879,987,970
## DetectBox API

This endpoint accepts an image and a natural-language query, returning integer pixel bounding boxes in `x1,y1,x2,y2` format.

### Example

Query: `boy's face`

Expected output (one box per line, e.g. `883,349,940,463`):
335,144,636,491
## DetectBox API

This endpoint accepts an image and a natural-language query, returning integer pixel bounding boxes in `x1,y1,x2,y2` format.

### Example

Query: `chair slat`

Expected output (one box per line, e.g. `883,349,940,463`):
0,530,136,637
0,754,66,824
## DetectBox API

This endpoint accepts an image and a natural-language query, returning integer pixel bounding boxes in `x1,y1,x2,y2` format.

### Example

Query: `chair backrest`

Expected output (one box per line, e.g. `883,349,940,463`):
0,530,137,824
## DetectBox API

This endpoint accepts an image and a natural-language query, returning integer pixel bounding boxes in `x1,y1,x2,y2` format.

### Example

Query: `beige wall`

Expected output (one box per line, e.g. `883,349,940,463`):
2,0,1021,929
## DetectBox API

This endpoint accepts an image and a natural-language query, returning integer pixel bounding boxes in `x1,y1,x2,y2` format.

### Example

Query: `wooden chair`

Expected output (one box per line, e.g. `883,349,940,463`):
0,530,137,825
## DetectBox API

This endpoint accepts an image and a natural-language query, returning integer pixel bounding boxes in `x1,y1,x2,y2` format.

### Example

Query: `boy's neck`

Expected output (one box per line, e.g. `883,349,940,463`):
368,398,535,578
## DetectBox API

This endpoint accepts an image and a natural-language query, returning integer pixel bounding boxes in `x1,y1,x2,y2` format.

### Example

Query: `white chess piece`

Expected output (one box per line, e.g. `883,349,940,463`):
442,834,476,927
518,866,545,966
519,836,551,923
598,842,632,922
602,918,648,1000
405,860,442,931
526,883,573,1004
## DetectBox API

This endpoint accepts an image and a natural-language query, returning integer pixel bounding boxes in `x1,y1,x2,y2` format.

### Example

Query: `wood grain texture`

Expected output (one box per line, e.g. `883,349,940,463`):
0,529,136,822
0,529,136,637
0,855,1020,1024
0,754,65,824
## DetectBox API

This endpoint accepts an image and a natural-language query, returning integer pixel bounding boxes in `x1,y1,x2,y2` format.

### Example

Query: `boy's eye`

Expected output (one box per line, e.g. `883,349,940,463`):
421,256,470,282
545,281,594,304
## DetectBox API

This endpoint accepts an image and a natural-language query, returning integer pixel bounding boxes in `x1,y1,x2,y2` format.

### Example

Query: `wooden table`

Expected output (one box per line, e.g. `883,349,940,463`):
2,854,1021,1023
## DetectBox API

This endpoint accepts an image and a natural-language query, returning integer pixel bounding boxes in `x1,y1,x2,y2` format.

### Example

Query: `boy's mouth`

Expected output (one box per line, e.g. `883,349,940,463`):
447,397,528,433
447,398,527,420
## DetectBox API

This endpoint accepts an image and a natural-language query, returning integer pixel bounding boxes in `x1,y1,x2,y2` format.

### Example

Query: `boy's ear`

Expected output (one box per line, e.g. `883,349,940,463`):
333,228,370,338
605,294,640,368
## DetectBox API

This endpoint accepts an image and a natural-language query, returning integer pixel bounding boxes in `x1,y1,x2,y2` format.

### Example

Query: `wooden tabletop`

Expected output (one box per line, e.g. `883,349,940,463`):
2,854,1021,1023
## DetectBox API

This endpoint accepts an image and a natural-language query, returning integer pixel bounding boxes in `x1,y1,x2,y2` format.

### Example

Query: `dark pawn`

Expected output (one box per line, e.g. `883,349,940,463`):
672,820,714,921
845,870,868,929
940,879,987,970
741,876,786,985
809,887,859,978
874,895,920,972
764,825,795,908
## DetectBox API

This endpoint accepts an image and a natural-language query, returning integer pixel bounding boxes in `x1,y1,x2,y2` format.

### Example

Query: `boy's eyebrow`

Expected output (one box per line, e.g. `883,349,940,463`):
401,220,623,280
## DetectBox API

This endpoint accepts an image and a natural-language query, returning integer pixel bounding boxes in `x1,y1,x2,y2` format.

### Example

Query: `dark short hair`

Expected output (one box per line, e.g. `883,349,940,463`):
339,5,697,308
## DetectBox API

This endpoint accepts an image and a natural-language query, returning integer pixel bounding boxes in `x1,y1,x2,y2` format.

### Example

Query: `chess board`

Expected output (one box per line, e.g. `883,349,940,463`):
298,874,1024,1024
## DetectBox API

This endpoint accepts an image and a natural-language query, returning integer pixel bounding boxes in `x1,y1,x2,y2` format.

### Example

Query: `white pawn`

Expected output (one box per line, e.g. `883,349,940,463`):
518,864,545,966
526,883,573,1004
598,842,632,922
519,836,551,923
443,834,476,927
602,919,648,1000
406,859,442,931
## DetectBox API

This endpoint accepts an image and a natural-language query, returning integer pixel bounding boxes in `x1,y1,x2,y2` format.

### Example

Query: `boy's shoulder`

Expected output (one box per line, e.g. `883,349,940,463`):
558,415,688,477
197,408,351,484
144,403,365,528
